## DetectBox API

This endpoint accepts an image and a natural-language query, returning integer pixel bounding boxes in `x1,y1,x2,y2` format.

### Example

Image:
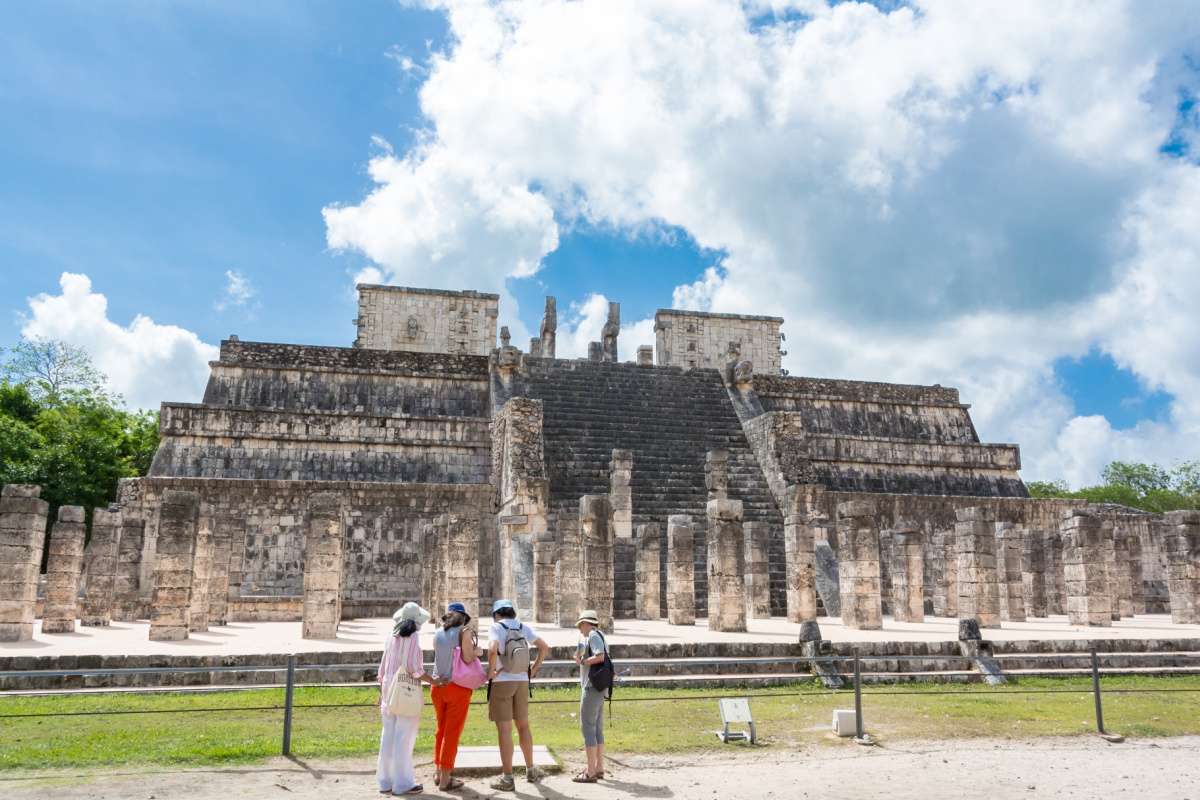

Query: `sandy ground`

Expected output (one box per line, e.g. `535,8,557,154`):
4,737,1199,800
5,614,1198,659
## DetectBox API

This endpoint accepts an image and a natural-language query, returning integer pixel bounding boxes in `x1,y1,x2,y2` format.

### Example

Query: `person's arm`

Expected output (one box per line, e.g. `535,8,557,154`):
488,640,501,680
581,633,605,665
408,634,436,685
530,636,550,678
459,626,478,664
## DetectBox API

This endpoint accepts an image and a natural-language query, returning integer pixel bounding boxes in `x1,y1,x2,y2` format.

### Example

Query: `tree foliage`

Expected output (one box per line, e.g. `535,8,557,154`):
1027,461,1200,514
1,337,107,402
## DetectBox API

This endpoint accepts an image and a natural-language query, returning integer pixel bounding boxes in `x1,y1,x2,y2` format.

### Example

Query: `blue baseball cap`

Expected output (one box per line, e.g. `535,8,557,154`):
492,599,514,614
447,602,467,615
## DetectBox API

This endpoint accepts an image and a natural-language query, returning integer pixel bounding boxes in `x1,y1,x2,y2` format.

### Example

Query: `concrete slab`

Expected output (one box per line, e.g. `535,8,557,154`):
452,745,557,770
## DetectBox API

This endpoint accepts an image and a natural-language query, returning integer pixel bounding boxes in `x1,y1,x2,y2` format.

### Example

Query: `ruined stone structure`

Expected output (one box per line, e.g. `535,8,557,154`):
0,485,49,642
1018,528,1048,618
28,281,1193,637
1164,510,1199,624
995,522,1026,623
81,507,121,627
301,492,345,639
1062,509,1114,627
42,506,86,634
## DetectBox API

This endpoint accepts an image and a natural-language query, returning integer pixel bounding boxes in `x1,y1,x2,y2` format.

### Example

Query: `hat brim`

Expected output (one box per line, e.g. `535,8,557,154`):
575,617,599,628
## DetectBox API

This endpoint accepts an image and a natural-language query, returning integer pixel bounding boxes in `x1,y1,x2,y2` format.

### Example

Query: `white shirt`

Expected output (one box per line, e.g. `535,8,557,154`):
487,619,540,682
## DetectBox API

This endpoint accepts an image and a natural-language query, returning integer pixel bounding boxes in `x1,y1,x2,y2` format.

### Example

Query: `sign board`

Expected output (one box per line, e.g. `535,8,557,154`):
719,698,753,724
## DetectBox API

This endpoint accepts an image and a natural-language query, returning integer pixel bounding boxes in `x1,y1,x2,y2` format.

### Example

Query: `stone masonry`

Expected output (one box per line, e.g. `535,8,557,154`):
890,521,924,623
188,507,215,633
1101,521,1121,621
707,498,747,632
932,527,957,618
580,494,615,633
0,485,49,642
149,490,201,641
995,522,1026,623
81,506,121,627
112,517,145,621
635,522,661,620
302,492,344,639
784,485,823,623
42,506,87,634
837,500,883,630
1061,508,1113,627
531,532,557,623
208,516,235,626
1110,521,1135,619
1164,510,1199,625
956,506,1001,629
666,515,696,625
1018,528,1048,618
610,450,633,539
744,521,771,619
354,285,499,356
1044,529,1065,615
554,513,582,628
1121,523,1146,615
446,508,482,625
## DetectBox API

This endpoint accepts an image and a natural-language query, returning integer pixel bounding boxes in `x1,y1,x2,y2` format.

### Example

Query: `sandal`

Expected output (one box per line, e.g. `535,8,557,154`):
572,771,598,783
399,786,424,795
439,778,464,791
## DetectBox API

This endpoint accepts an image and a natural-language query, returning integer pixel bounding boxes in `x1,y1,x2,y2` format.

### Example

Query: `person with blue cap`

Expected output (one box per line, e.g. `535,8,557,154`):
430,601,482,792
486,599,549,791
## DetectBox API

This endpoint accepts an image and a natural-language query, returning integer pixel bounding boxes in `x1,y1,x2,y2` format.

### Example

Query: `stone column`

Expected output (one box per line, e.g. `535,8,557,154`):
666,515,696,625
1124,523,1146,615
188,506,215,633
610,450,633,539
554,515,582,627
784,485,822,623
1044,529,1065,615
1100,521,1120,621
1061,508,1113,627
890,521,924,623
836,500,883,630
1111,522,1135,619
113,518,146,621
1018,528,1048,618
447,508,482,626
580,495,615,633
531,532,557,623
707,499,747,632
743,521,771,619
705,450,729,500
301,493,343,639
208,516,235,627
150,490,200,641
539,296,556,359
0,485,49,642
995,522,1026,622
635,522,661,620
1164,510,1200,625
81,507,121,627
636,345,653,366
931,527,957,618
42,506,87,634
421,522,439,614
956,506,1001,629
601,302,620,362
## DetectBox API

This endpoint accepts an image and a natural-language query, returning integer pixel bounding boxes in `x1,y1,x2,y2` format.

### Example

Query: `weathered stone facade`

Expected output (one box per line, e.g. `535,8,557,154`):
150,490,200,641
42,506,86,634
995,522,1026,623
955,507,1001,629
354,285,499,356
301,492,344,639
0,485,49,642
635,522,661,620
836,500,883,630
1061,509,1113,627
666,515,696,625
890,521,924,623
1018,528,1048,618
654,309,783,375
81,507,121,627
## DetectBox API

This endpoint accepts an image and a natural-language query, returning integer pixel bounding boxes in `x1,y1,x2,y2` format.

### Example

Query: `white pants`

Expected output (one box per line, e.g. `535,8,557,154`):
377,710,421,793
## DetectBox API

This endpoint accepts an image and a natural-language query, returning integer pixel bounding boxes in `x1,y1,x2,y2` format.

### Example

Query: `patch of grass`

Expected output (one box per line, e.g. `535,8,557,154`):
2,675,1199,772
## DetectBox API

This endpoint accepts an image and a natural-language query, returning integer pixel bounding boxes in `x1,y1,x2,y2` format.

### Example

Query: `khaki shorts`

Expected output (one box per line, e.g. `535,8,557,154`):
488,680,529,722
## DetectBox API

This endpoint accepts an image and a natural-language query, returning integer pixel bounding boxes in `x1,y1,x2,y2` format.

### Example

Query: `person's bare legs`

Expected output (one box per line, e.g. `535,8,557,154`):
597,742,605,776
515,717,534,767
585,745,599,776
495,722,515,775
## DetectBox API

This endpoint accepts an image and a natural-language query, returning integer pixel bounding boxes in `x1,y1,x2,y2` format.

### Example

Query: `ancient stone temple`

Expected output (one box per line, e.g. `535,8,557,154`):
39,282,1187,634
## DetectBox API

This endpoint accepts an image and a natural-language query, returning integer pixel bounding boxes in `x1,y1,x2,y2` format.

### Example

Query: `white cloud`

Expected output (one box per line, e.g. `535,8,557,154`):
214,269,256,311
20,273,219,410
329,0,1200,487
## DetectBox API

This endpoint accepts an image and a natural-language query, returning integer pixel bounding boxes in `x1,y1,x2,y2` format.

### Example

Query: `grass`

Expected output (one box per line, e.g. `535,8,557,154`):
1,676,1199,773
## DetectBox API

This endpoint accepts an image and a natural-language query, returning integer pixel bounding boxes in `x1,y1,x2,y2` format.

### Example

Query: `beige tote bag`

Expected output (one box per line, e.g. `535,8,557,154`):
384,636,424,716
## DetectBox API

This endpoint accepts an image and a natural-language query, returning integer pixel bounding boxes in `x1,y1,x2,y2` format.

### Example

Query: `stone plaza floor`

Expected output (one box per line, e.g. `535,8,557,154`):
3,613,1198,658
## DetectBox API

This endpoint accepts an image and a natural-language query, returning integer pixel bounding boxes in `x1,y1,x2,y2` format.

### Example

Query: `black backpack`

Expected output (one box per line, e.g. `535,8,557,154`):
586,630,615,692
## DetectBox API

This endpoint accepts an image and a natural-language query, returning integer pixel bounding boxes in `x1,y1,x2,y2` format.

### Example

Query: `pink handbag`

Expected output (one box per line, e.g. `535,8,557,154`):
451,632,488,690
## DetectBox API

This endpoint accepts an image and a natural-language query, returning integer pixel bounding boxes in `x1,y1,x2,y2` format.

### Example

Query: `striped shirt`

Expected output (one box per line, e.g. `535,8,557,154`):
379,631,425,698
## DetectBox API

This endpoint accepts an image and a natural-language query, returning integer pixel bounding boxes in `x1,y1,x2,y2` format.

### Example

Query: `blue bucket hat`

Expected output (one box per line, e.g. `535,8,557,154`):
492,599,515,615
447,602,467,615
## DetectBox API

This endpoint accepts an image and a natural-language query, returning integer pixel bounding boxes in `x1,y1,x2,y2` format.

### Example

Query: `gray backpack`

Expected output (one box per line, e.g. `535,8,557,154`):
497,620,531,674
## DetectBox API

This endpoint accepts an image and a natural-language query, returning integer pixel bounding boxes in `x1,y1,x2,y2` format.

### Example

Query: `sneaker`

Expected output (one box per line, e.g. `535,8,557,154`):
525,765,542,783
489,773,515,792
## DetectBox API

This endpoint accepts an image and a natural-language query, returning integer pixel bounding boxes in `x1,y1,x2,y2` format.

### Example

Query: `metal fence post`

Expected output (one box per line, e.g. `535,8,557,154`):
853,647,863,739
1091,649,1104,734
282,655,296,756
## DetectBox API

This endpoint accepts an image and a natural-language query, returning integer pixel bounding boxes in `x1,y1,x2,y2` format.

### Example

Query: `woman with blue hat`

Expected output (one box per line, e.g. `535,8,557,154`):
430,601,483,792
376,601,439,795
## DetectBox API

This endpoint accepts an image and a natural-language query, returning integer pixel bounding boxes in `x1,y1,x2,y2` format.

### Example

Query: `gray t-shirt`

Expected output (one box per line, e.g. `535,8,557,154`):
433,625,462,680
580,630,608,690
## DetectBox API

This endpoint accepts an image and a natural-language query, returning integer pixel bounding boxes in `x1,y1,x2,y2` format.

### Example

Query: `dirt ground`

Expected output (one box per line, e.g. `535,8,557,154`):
4,737,1198,800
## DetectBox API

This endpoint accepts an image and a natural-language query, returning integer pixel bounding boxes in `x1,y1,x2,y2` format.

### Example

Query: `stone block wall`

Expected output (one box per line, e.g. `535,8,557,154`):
1018,528,1048,618
531,532,557,624
707,499,747,632
654,309,783,374
81,507,121,627
635,522,661,620
580,495,615,633
0,485,49,642
932,527,957,617
113,518,145,621
955,506,1001,629
1164,510,1199,624
302,492,344,639
744,521,771,619
355,285,499,356
150,490,200,641
42,506,87,634
891,521,924,623
1061,509,1113,627
836,500,883,630
666,515,696,625
995,522,1026,622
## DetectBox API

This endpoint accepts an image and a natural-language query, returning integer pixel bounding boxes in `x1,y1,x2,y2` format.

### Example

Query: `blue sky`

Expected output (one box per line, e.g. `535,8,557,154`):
4,1,1200,488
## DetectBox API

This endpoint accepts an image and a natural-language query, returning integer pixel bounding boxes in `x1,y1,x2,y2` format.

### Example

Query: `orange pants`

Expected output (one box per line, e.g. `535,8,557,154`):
431,682,473,770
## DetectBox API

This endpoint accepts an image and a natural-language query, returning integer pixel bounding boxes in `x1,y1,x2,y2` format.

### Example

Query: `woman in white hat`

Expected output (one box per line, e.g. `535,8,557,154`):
571,610,610,783
376,601,441,795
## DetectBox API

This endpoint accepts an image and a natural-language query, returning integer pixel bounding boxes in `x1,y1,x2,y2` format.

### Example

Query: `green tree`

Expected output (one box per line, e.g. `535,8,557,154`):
1026,461,1199,513
2,337,107,402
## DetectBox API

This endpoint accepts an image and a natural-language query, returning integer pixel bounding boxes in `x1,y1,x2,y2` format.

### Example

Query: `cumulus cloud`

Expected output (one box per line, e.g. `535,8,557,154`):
329,0,1200,486
20,273,219,410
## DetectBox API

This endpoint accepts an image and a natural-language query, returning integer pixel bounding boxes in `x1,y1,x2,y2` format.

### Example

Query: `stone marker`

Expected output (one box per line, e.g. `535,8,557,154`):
666,515,695,625
446,508,482,625
81,506,121,627
150,490,200,641
635,522,661,620
890,521,924,623
932,527,958,618
610,450,633,539
1164,510,1200,625
1061,508,1113,627
707,498,747,632
1018,528,1048,618
42,505,87,634
532,532,557,623
955,506,1001,629
580,494,615,633
208,517,236,627
995,522,1026,622
554,514,582,628
744,521,771,619
188,506,215,633
302,493,343,639
0,485,50,642
636,345,653,366
1044,529,1065,615
836,500,883,630
705,450,729,501
112,517,146,621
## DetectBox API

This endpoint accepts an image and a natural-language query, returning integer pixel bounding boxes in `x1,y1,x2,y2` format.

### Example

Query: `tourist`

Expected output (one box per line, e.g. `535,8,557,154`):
377,602,440,795
486,599,550,791
431,601,483,792
571,610,611,783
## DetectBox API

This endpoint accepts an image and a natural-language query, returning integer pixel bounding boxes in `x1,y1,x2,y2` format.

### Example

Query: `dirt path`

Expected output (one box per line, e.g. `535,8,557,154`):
5,737,1199,800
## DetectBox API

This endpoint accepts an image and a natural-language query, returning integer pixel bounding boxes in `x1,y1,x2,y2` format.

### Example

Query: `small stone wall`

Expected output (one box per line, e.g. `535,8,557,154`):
354,284,499,356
